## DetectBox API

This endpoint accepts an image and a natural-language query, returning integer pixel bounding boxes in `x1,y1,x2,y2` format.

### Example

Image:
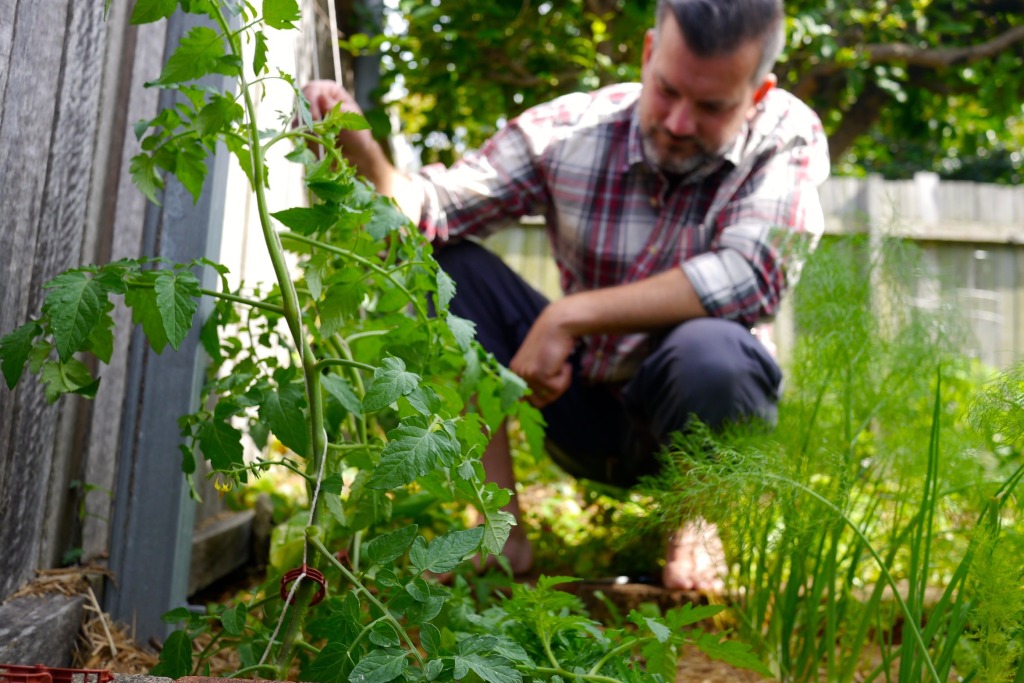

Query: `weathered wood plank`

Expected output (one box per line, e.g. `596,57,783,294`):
80,9,166,573
0,593,86,665
0,0,73,602
188,510,255,596
36,0,110,572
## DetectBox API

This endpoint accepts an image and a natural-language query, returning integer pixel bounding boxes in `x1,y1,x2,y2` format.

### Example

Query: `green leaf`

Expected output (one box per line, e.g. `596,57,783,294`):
42,271,109,362
665,603,726,629
125,283,169,353
174,142,208,203
362,356,420,412
161,606,193,624
424,658,443,680
436,270,456,311
260,381,310,456
367,417,459,490
130,152,163,204
693,632,773,677
150,630,193,678
321,374,362,417
348,649,408,683
409,526,484,574
272,205,339,235
0,322,42,389
130,0,177,24
368,622,401,648
263,0,300,29
154,270,200,351
221,603,247,636
364,524,418,566
457,654,522,683
40,358,98,402
155,26,225,85
447,314,475,352
303,642,352,683
419,622,442,655
319,473,344,495
198,420,244,471
84,304,115,364
195,95,243,136
320,283,362,338
253,31,269,74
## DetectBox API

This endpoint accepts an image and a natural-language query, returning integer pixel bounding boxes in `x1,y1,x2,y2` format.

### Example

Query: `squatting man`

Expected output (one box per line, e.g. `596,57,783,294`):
302,0,829,590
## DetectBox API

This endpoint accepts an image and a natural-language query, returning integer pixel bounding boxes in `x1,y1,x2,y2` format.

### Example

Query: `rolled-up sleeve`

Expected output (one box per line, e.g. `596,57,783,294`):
414,119,550,244
682,106,829,326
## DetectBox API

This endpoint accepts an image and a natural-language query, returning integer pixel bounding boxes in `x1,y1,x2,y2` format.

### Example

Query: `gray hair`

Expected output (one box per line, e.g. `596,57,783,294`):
654,0,785,82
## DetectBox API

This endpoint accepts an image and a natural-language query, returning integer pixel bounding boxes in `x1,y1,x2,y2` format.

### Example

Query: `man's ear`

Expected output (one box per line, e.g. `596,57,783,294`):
752,74,776,104
642,28,655,68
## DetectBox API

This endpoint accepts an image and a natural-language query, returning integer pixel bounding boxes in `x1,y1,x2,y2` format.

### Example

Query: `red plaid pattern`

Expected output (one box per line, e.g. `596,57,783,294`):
414,83,829,382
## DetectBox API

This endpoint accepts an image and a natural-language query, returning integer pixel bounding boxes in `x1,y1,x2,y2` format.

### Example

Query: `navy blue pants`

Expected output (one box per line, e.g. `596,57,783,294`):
435,241,781,487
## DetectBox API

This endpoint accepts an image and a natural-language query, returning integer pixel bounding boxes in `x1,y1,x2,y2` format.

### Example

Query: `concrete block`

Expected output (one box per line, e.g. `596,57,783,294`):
0,593,85,665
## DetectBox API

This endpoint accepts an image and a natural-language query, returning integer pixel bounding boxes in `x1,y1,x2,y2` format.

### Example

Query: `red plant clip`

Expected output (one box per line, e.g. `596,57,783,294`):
279,564,327,606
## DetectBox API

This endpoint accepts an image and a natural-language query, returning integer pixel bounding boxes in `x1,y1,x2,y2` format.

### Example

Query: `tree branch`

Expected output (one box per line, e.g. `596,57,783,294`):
791,23,1024,100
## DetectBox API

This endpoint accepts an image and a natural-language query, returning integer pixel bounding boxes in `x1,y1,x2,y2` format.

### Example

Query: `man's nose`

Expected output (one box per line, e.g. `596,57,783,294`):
664,100,696,137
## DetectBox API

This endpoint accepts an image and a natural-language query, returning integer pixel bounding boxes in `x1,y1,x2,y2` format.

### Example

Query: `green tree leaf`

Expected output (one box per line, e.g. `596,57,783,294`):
42,271,109,363
130,0,178,24
364,524,419,566
409,526,484,574
154,270,200,351
155,25,225,85
150,630,193,678
263,0,300,29
348,648,408,683
0,322,42,389
84,304,116,364
367,417,459,490
362,356,420,412
259,381,310,456
368,622,401,648
198,420,244,471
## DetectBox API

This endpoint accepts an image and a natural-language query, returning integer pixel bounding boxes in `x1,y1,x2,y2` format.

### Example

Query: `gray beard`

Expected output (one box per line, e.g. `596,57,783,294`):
642,135,714,176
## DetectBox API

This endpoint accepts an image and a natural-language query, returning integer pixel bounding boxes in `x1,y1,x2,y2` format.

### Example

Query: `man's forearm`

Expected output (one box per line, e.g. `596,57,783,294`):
548,268,708,337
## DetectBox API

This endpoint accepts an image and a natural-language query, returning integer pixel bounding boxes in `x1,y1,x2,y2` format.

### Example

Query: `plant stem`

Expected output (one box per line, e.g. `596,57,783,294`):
315,358,376,373
309,535,426,668
199,287,284,314
530,666,623,683
226,665,281,679
280,231,428,320
213,8,328,672
588,637,653,676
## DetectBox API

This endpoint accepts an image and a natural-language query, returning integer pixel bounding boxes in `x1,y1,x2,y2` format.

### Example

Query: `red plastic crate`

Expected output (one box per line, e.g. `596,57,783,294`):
0,666,112,683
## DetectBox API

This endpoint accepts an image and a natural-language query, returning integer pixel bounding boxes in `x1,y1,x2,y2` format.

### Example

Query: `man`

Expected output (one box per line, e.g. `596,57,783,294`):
303,0,829,590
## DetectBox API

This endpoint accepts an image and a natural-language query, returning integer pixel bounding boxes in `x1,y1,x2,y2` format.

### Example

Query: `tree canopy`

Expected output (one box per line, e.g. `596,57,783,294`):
350,0,1023,183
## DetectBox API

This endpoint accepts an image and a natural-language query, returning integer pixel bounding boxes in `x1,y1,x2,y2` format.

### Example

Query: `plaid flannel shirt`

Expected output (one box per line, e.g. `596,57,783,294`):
413,83,830,383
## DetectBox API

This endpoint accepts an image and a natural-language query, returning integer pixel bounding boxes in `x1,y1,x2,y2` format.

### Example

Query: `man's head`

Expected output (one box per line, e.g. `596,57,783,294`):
639,0,784,174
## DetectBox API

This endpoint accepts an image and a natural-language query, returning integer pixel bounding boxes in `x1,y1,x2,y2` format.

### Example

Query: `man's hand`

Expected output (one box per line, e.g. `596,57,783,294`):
299,80,424,224
509,302,576,409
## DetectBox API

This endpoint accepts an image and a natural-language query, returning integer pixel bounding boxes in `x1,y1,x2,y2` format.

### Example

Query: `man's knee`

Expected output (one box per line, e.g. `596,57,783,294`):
626,318,781,433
